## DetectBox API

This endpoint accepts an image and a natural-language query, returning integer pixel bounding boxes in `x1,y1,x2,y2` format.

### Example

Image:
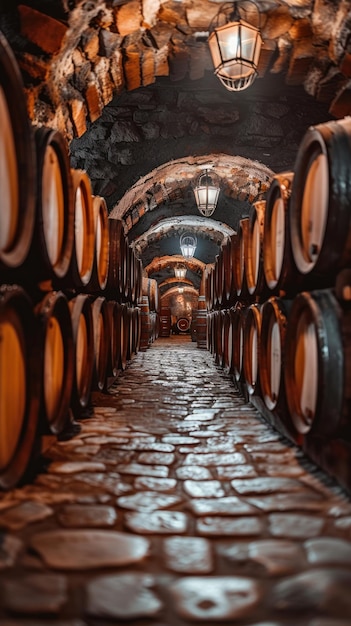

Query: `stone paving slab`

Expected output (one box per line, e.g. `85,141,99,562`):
1,336,351,625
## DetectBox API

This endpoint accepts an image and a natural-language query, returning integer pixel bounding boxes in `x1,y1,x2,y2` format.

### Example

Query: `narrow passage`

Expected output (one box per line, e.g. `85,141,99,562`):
1,337,351,625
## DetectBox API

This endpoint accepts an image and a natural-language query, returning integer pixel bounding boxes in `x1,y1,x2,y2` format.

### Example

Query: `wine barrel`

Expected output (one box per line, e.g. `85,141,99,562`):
0,32,36,271
105,219,127,301
31,127,74,287
69,294,95,415
131,306,141,354
245,201,268,300
205,266,215,312
0,285,40,489
139,295,151,351
66,169,95,289
231,303,247,384
91,296,110,391
263,172,297,296
290,119,351,279
223,237,236,307
243,304,262,396
284,289,351,437
233,218,249,300
83,195,109,294
142,277,160,313
159,306,171,337
134,258,143,305
196,295,208,349
260,297,291,413
177,317,190,333
35,291,74,434
221,309,232,371
214,252,224,308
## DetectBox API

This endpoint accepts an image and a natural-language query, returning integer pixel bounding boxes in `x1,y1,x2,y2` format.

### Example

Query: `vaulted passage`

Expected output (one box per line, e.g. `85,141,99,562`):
1,335,351,624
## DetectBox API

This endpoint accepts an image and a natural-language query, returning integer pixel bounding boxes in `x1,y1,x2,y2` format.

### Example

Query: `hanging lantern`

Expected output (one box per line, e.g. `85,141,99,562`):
174,264,187,279
193,169,220,217
180,232,197,259
208,1,262,92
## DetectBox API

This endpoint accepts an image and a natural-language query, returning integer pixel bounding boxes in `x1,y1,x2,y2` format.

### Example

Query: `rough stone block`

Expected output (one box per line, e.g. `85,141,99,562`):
85,82,103,122
124,44,142,91
69,99,87,138
18,4,67,55
115,1,142,36
286,39,314,85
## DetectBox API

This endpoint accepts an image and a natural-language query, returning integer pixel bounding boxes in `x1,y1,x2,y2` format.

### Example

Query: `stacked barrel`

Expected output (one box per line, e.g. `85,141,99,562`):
140,277,160,349
206,116,351,481
0,32,142,488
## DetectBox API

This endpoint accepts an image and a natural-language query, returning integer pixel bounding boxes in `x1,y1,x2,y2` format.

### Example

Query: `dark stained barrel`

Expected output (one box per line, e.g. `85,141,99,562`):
35,291,74,434
221,309,232,371
0,285,40,489
290,119,351,280
67,169,95,289
284,289,351,438
142,277,160,313
139,295,152,351
0,32,36,271
231,303,247,385
243,304,262,396
233,218,249,300
159,306,171,337
260,296,291,413
105,219,127,301
84,195,110,294
263,172,297,296
69,294,95,415
91,296,110,391
33,127,74,287
245,201,268,300
196,296,208,349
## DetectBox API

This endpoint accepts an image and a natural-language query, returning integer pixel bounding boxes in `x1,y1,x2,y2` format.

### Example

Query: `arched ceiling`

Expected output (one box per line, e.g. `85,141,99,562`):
3,0,351,298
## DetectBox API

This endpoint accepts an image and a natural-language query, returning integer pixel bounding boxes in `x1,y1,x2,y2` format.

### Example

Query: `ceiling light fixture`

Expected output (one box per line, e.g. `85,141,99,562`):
193,169,220,217
180,232,197,258
174,264,187,279
208,1,262,92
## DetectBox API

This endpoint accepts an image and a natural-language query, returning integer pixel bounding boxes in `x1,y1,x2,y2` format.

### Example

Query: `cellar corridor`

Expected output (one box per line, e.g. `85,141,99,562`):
1,336,351,625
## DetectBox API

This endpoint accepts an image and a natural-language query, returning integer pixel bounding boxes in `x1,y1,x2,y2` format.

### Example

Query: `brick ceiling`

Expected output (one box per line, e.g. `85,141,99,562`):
2,0,351,297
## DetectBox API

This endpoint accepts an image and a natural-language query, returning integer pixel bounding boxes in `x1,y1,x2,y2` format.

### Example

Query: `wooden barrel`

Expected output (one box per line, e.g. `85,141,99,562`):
245,201,268,300
243,304,262,396
260,297,291,413
214,252,224,308
231,303,247,384
263,172,297,296
35,291,74,434
105,219,127,301
32,126,74,286
142,278,160,313
221,309,232,371
290,119,351,279
84,195,109,293
0,285,40,489
223,237,235,307
0,32,36,271
91,296,110,391
67,169,95,289
131,306,141,354
233,218,249,300
177,317,190,333
212,310,222,364
69,294,95,415
284,289,351,437
159,306,171,337
205,266,215,312
134,258,143,305
196,296,208,349
139,295,151,351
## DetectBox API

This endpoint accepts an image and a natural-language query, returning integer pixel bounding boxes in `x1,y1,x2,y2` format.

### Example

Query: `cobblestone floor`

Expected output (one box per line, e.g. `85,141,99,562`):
1,336,351,625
